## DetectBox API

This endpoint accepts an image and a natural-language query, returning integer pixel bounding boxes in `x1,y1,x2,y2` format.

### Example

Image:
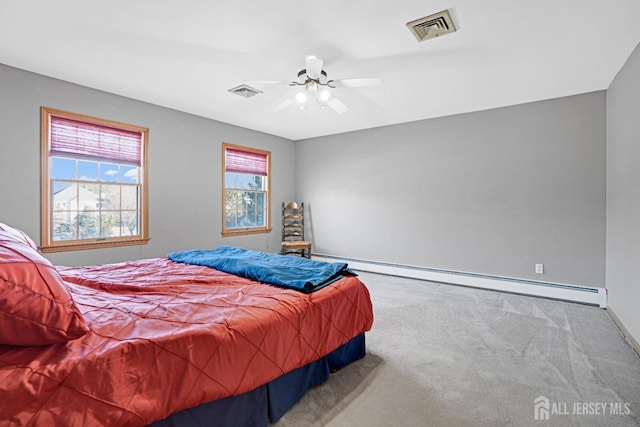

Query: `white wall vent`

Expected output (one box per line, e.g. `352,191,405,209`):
228,84,262,98
407,9,457,42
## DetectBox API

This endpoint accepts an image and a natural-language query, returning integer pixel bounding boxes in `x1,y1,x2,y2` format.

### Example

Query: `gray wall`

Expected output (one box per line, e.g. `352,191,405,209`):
606,42,640,343
0,63,295,266
295,92,606,287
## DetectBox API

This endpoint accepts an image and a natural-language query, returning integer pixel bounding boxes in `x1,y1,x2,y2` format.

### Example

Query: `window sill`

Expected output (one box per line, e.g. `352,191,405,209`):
221,227,272,237
40,237,151,253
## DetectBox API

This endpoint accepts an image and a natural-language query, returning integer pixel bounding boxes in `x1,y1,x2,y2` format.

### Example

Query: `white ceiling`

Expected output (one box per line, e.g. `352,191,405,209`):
1,1,640,141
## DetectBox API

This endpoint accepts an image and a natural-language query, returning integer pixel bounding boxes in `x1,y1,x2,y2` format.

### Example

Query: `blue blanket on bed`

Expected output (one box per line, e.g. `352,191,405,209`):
167,245,354,293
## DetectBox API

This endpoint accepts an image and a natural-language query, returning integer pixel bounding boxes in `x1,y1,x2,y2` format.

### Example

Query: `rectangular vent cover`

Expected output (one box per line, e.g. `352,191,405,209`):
407,9,456,42
228,84,262,98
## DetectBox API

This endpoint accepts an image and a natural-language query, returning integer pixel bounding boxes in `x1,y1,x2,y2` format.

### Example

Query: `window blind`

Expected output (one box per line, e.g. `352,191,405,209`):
50,116,143,166
225,147,268,176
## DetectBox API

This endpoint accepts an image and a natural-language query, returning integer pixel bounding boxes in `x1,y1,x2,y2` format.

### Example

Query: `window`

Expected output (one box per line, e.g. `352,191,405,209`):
40,107,149,252
222,143,271,236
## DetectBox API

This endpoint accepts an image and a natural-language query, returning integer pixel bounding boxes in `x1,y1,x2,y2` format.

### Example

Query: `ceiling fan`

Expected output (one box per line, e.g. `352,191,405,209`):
245,55,383,114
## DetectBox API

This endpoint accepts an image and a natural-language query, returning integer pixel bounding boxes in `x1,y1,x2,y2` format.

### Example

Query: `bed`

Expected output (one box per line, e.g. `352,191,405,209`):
0,225,374,426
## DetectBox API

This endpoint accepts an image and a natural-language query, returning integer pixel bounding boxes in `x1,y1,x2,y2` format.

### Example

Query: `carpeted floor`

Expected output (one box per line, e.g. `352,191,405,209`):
275,271,640,427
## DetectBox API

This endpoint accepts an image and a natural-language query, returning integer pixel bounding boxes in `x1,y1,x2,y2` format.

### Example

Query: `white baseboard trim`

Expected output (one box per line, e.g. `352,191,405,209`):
606,307,640,357
313,254,607,307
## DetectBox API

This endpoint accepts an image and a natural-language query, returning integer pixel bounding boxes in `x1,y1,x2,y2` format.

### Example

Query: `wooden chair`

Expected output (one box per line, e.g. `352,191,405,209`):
281,202,312,258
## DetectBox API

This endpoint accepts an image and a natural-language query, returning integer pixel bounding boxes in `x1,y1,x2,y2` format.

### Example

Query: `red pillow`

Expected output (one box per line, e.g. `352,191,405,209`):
0,227,89,346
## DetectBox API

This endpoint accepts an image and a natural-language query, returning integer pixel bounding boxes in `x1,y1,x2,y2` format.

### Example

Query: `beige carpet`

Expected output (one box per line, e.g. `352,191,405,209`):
275,271,640,427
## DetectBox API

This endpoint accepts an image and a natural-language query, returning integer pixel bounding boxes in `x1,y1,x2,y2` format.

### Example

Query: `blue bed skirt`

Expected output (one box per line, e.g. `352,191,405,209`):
150,333,366,426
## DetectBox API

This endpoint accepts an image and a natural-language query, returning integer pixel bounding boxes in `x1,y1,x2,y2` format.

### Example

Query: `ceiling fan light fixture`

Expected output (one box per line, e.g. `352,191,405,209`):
242,55,379,114
307,80,319,92
319,89,331,102
295,91,307,104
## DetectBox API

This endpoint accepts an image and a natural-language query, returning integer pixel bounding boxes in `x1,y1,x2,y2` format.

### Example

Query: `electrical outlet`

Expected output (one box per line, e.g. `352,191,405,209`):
535,264,544,274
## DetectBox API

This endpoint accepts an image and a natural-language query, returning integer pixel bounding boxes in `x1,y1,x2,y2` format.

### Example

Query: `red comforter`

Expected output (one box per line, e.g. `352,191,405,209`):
0,258,374,426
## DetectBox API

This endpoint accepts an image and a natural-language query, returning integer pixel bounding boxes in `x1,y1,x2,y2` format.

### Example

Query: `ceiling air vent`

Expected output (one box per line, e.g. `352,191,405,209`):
228,84,262,98
407,9,456,42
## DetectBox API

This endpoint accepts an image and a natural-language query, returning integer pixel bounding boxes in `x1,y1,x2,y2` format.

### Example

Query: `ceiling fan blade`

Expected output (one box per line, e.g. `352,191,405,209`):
275,98,294,111
329,77,383,88
305,55,324,79
326,96,349,114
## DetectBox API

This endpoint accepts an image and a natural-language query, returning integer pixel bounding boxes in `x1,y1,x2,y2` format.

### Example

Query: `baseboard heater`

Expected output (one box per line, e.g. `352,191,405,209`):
313,254,607,308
